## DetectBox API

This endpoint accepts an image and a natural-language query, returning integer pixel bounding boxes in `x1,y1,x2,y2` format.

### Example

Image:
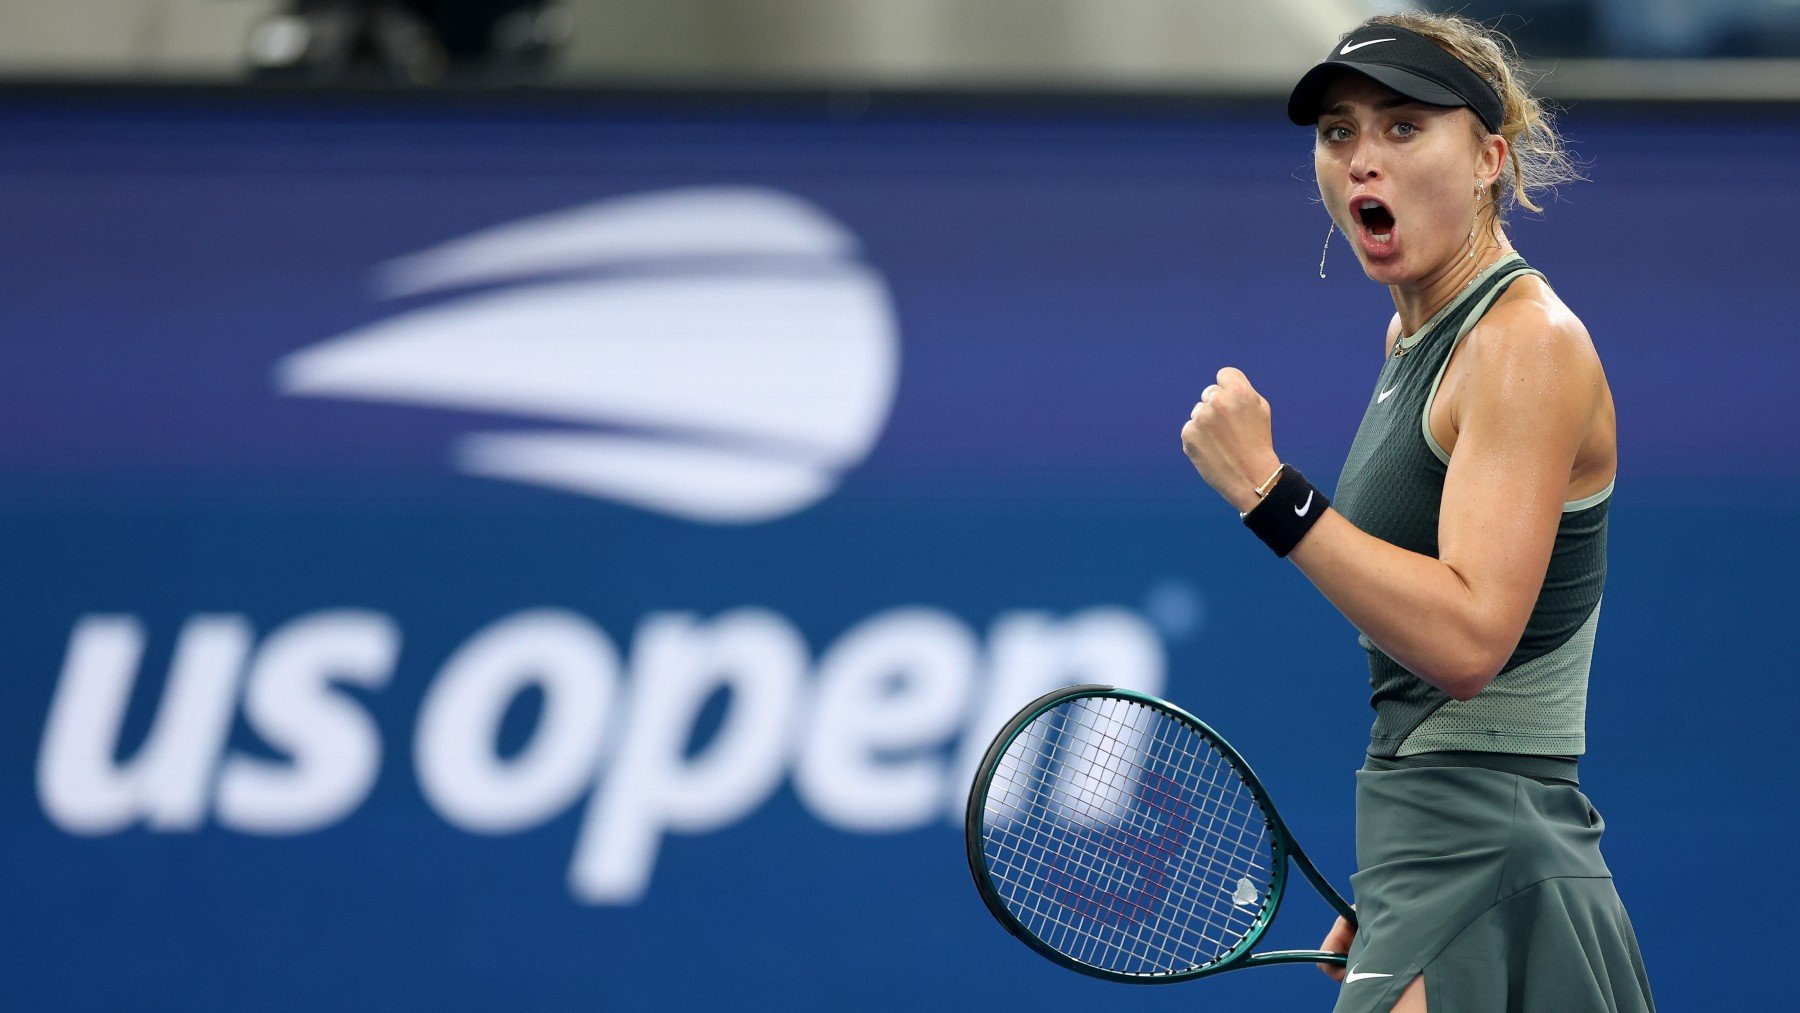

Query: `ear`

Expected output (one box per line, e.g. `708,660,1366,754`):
1476,130,1507,190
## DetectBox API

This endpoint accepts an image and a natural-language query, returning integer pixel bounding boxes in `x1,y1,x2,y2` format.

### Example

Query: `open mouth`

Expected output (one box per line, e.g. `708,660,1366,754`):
1355,199,1396,241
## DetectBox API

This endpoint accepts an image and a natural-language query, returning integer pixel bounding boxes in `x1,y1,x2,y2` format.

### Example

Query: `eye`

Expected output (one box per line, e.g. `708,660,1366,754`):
1392,121,1418,138
1321,125,1352,143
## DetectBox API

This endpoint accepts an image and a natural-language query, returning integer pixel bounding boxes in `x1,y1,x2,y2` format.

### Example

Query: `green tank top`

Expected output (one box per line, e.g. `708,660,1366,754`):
1333,254,1612,758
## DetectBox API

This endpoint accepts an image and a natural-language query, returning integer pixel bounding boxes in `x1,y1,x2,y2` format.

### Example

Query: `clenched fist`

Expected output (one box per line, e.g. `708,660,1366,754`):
1180,367,1283,514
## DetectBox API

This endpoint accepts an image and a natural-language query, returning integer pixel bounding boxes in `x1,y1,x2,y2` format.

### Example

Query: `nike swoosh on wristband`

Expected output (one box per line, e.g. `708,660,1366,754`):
1294,490,1314,517
1345,967,1394,984
1377,384,1399,403
1340,38,1396,54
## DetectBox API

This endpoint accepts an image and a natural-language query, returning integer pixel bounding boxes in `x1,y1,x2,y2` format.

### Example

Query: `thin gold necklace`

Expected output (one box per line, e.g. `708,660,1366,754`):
1391,259,1500,358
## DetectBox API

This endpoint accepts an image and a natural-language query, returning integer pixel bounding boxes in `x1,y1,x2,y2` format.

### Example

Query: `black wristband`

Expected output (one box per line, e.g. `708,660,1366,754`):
1241,465,1328,557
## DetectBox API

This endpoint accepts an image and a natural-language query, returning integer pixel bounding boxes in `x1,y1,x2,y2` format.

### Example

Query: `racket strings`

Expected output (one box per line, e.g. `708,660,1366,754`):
980,696,1276,976
987,704,1268,972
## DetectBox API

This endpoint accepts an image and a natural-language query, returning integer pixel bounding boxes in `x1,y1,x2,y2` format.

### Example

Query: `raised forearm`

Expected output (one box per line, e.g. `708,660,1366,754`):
1181,364,1560,699
1285,509,1514,698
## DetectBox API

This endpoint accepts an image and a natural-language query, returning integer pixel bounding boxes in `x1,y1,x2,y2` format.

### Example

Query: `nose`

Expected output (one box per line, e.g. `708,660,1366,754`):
1348,136,1381,183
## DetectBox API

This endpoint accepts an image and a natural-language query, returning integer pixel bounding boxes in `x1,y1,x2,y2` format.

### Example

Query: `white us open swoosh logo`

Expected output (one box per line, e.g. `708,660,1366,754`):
1377,384,1400,403
1340,38,1396,54
277,187,900,525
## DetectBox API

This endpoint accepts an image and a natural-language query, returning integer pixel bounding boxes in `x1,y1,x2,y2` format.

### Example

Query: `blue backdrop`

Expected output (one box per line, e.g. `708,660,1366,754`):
1,91,1795,1010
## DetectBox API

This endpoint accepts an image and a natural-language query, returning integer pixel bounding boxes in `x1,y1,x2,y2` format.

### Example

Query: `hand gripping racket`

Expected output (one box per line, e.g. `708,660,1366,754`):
964,684,1356,983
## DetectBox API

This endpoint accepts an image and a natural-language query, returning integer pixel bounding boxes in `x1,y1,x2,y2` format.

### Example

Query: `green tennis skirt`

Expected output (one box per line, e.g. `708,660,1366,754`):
1331,763,1655,1012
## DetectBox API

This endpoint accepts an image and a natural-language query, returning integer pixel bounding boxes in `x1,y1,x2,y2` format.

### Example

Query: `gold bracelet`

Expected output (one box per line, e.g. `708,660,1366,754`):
1253,463,1286,499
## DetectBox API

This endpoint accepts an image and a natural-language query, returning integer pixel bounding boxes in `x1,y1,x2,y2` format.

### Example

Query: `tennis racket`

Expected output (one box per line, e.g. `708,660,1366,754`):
964,684,1355,983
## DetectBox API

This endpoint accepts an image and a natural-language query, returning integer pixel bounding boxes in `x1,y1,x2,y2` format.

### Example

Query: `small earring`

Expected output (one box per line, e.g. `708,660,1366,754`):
1319,223,1336,279
1467,181,1483,259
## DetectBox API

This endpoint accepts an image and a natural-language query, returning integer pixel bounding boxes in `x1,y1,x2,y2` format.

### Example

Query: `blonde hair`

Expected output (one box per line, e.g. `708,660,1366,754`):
1350,12,1582,216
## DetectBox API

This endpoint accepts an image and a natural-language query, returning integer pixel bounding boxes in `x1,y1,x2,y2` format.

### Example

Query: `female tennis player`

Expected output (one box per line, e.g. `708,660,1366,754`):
1180,13,1653,1012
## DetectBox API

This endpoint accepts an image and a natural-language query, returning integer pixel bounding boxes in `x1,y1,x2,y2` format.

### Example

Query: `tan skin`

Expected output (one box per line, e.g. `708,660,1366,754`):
1179,75,1616,1011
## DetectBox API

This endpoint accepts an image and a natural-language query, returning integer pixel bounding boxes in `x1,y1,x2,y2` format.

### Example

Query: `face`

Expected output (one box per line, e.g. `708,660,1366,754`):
1313,74,1504,287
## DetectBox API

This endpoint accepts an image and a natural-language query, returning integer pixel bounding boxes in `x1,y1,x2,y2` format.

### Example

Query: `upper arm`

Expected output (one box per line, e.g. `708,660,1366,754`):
1435,300,1600,675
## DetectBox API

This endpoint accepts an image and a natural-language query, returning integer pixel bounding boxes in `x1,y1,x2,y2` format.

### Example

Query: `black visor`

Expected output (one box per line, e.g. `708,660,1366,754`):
1287,25,1504,134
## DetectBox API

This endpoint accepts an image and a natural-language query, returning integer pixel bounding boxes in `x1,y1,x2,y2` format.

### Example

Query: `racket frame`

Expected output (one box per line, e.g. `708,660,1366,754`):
964,684,1357,984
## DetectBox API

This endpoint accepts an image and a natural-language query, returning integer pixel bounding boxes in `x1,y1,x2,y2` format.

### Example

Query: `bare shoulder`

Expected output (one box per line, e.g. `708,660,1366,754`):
1383,312,1402,356
1461,274,1602,388
1443,271,1617,495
